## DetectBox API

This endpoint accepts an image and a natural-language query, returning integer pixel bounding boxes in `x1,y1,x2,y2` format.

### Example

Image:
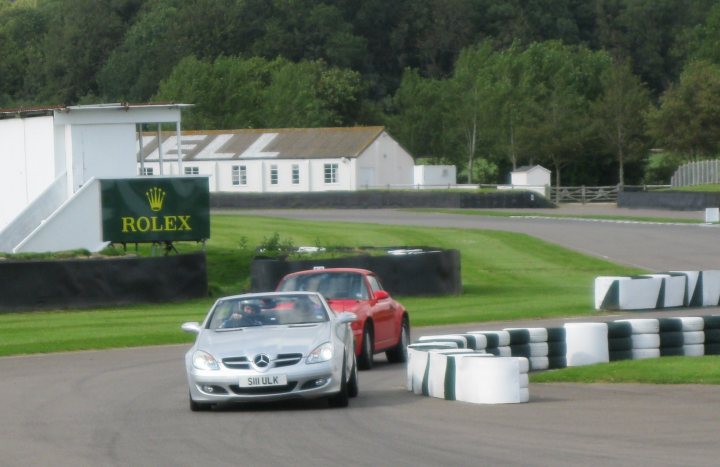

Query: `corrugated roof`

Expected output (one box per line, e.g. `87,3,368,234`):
140,126,386,161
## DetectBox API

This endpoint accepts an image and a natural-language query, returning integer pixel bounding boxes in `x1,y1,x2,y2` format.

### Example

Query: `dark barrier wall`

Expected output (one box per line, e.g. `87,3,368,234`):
212,190,553,209
0,253,207,312
251,249,461,296
618,191,720,211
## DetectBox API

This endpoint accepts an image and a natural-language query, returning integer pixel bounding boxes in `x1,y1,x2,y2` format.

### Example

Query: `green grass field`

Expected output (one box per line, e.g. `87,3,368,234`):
1,212,715,385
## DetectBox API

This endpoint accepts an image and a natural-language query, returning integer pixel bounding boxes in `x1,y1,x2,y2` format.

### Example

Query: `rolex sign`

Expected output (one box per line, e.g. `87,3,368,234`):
101,178,210,243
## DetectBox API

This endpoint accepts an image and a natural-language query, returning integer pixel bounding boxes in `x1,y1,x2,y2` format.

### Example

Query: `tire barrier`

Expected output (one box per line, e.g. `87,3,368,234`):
565,323,609,367
703,316,720,355
467,330,511,356
406,344,529,404
615,319,661,360
0,253,208,312
595,270,720,311
506,327,551,371
251,247,461,296
657,317,706,357
412,315,718,405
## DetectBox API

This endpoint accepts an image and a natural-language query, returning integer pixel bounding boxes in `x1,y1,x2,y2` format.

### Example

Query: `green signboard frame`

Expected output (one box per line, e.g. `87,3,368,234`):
101,178,210,243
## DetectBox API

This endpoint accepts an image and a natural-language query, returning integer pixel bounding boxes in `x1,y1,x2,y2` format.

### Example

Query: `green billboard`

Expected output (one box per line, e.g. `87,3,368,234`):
101,178,210,243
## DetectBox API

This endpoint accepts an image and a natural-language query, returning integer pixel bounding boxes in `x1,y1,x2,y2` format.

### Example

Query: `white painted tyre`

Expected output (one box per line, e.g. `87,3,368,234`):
683,344,705,356
616,319,660,334
678,317,704,332
631,333,660,349
529,356,549,371
504,327,548,343
631,348,661,359
683,331,705,345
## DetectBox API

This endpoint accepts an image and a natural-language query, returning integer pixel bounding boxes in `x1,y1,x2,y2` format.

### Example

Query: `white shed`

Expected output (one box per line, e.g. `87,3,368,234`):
0,103,191,253
137,127,415,192
413,165,456,187
511,165,551,186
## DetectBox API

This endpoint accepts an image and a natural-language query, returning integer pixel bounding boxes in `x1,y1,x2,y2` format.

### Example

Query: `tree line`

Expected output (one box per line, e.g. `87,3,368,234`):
2,0,720,185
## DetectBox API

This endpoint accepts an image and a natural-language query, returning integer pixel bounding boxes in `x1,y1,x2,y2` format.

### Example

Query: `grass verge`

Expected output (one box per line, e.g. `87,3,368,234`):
530,356,720,384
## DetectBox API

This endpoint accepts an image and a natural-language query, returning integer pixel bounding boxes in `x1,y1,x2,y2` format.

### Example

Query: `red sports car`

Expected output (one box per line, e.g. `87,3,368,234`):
276,268,409,370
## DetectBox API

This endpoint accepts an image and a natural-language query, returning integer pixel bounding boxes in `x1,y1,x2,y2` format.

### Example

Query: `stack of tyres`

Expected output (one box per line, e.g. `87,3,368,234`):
504,328,549,371
608,321,634,361
546,327,567,369
703,316,720,355
615,319,660,360
658,318,684,356
467,331,511,357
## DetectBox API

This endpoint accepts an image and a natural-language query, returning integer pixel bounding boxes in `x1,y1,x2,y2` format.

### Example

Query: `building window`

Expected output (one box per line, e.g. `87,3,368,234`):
324,163,338,184
232,165,247,186
292,164,300,184
140,167,153,176
184,166,199,175
270,165,278,185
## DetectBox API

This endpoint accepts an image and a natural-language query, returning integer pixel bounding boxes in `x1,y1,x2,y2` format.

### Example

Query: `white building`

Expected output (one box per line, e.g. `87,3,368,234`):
498,165,551,197
0,103,191,253
138,127,415,192
413,165,456,187
511,165,551,187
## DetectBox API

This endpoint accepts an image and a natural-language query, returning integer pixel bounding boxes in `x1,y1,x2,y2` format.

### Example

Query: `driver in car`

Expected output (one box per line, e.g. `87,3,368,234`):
222,303,264,328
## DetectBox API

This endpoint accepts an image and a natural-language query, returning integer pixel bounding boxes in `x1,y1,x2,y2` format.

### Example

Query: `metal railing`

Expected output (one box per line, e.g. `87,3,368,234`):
671,160,720,187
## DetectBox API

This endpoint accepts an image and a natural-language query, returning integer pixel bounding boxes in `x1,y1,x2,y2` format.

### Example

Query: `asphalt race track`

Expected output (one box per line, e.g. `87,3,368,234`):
2,207,720,467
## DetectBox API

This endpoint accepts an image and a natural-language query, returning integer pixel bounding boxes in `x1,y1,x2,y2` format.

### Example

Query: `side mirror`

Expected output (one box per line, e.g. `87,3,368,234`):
336,312,357,324
181,322,202,334
374,290,390,301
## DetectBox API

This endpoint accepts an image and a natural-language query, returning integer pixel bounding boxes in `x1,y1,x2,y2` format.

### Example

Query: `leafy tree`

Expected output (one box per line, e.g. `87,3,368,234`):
98,1,182,102
646,60,720,158
25,0,139,104
386,69,452,163
0,3,48,106
154,56,364,129
520,41,611,187
448,42,504,183
591,59,652,186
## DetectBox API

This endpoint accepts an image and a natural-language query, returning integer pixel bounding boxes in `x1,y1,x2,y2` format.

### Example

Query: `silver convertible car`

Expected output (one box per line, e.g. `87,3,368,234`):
181,291,358,411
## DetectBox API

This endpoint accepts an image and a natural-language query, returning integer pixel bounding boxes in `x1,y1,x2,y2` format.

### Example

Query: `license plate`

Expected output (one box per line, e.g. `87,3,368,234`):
238,374,288,388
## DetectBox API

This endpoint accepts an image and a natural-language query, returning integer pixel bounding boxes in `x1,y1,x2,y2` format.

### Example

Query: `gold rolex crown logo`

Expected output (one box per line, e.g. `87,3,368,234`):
146,187,166,212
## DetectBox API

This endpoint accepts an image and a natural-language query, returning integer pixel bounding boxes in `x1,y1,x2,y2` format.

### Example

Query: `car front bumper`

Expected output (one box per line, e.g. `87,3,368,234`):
186,360,342,403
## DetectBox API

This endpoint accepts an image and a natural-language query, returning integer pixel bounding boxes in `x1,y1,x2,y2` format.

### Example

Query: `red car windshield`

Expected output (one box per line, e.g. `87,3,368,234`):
279,272,370,300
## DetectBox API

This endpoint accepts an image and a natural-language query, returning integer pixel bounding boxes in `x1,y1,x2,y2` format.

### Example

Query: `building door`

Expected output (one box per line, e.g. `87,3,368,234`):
359,167,375,189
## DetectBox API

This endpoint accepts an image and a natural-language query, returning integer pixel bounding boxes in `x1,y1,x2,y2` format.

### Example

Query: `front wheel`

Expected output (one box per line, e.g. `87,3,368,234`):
348,355,359,398
357,325,374,370
328,356,350,408
189,392,212,412
386,317,409,363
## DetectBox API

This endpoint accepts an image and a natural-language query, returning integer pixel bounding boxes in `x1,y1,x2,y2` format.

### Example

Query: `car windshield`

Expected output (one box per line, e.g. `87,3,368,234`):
278,272,369,300
207,294,329,330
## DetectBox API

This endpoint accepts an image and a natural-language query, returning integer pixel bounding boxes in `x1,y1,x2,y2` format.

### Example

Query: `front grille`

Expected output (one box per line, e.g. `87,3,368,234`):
274,353,303,368
222,356,250,369
229,382,298,395
223,354,302,369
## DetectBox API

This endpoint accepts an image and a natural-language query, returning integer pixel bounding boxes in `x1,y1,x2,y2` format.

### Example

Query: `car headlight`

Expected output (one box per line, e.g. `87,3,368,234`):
306,342,333,364
192,350,220,370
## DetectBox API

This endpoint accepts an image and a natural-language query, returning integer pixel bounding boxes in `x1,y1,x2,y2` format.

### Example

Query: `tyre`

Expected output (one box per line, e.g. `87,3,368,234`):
386,318,410,363
329,357,350,408
348,356,359,398
189,392,212,412
358,324,374,370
